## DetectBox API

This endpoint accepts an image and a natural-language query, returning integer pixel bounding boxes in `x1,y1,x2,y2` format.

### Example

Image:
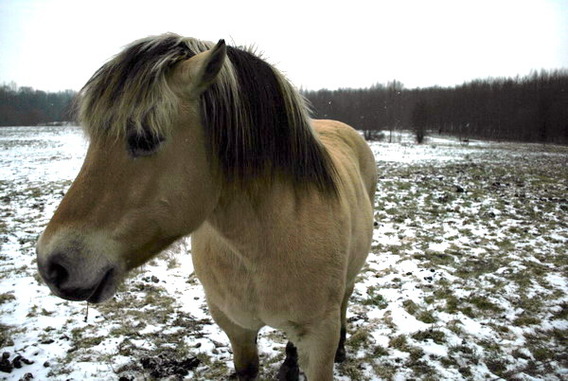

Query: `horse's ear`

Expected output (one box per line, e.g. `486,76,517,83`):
171,39,227,97
199,39,226,87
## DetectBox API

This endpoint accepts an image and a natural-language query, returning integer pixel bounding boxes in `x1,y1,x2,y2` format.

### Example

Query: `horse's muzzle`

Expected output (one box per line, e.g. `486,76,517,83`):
37,248,119,304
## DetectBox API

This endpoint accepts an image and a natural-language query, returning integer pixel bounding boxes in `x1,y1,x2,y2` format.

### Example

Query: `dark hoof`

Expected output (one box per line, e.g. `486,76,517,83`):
228,372,258,381
335,327,347,363
334,346,346,363
277,364,299,381
277,363,299,381
278,342,300,381
229,363,259,380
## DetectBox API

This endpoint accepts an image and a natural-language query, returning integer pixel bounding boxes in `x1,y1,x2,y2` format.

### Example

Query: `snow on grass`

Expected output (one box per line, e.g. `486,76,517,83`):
1,127,567,380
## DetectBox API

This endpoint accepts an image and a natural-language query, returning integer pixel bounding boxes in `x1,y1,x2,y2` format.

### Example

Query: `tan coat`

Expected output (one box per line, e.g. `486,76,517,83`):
36,34,377,380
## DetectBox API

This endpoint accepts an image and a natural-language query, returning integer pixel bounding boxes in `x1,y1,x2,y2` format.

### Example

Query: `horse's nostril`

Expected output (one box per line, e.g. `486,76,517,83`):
47,261,69,287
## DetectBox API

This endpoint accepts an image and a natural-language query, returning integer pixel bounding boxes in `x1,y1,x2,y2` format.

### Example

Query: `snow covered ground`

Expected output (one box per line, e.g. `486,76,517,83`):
1,126,567,380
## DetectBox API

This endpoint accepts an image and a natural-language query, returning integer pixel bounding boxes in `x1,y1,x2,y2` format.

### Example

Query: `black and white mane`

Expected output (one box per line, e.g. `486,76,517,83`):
79,33,337,194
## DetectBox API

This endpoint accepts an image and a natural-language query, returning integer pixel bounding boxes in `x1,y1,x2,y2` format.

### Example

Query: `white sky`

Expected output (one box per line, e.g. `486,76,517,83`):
0,0,567,91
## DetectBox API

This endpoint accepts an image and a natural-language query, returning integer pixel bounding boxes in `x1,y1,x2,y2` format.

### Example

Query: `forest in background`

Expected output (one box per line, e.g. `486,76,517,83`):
1,69,567,144
304,69,568,144
0,83,76,127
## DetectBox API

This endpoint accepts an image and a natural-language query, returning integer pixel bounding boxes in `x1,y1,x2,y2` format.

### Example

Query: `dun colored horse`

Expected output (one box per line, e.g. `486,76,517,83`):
36,34,377,380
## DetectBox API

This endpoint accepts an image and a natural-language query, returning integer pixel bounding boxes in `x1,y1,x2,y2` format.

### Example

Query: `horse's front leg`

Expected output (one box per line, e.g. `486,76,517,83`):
335,282,355,363
208,303,261,380
294,309,341,381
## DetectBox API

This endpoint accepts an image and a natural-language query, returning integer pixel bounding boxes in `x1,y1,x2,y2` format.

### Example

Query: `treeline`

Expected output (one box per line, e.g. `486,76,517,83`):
0,84,76,126
3,71,567,143
303,70,568,144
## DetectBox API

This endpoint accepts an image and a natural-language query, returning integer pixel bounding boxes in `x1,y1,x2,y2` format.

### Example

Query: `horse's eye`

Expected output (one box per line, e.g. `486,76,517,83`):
127,130,164,157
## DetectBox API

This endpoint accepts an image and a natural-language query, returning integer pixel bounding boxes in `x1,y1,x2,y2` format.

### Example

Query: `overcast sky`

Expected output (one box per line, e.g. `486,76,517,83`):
1,0,567,92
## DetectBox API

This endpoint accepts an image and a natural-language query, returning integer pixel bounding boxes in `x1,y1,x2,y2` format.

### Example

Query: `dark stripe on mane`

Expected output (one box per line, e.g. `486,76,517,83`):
202,46,338,196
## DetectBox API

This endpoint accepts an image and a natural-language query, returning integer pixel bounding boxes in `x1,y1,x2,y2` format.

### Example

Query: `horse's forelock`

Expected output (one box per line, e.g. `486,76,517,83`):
78,33,212,139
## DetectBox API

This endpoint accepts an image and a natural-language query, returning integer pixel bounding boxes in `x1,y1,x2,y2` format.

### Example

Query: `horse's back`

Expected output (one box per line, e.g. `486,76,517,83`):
313,119,377,202
313,119,377,284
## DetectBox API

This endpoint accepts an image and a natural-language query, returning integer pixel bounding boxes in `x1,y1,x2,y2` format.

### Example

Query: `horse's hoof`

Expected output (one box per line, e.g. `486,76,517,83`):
334,347,346,363
277,364,300,381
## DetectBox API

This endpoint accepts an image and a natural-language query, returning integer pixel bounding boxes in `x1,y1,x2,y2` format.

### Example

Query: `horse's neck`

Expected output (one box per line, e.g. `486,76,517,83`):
205,181,311,257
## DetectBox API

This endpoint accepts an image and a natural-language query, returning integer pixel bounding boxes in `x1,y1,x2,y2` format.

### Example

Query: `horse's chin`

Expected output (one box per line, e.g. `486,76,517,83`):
86,267,119,304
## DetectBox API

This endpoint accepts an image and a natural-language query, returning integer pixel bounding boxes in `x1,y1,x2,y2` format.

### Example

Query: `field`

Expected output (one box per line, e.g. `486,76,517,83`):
1,126,567,380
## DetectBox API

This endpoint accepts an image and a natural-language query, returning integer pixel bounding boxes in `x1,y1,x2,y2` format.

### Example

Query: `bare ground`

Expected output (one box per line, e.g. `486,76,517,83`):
1,127,567,380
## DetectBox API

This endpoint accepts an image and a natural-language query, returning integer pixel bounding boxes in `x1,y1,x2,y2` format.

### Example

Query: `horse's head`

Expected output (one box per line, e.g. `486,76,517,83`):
36,37,227,303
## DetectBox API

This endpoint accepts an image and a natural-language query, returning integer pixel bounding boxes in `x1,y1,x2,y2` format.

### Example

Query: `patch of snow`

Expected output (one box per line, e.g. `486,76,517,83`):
2,127,567,380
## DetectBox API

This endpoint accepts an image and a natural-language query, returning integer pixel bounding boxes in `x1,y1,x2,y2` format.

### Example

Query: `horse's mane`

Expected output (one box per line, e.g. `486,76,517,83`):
78,33,338,195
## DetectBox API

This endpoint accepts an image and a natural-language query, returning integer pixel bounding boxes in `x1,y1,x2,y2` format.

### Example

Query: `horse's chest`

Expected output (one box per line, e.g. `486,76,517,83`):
191,223,346,328
191,246,262,322
199,263,342,333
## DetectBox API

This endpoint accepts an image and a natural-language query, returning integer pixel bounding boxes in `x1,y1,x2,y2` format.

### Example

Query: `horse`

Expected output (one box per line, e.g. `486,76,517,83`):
36,33,377,380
